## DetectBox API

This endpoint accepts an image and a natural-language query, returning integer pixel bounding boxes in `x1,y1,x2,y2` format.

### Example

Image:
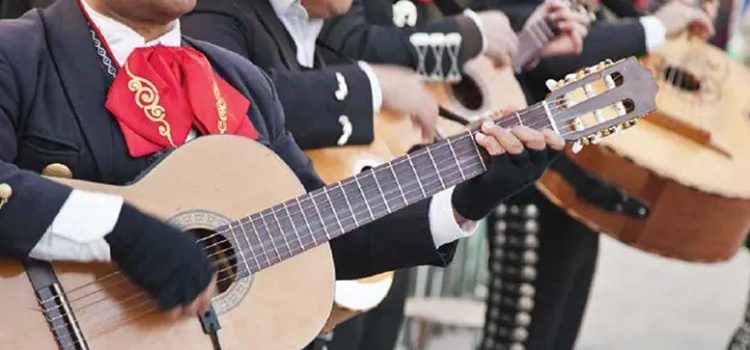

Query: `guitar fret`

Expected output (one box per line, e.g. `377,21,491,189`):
237,222,262,270
295,197,316,246
322,187,345,233
270,208,292,255
446,137,466,180
248,217,272,267
515,111,523,126
259,212,283,261
388,163,408,205
370,170,392,214
283,202,305,251
406,154,427,197
227,225,253,274
469,131,487,171
425,146,445,189
309,192,332,240
354,176,375,220
338,181,360,227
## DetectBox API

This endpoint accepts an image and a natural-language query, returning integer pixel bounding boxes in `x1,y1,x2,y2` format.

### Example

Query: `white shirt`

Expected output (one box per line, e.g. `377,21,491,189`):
269,0,383,113
639,16,668,52
30,0,475,262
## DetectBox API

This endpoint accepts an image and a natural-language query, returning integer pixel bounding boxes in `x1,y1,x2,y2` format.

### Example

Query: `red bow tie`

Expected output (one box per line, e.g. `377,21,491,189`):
105,45,258,158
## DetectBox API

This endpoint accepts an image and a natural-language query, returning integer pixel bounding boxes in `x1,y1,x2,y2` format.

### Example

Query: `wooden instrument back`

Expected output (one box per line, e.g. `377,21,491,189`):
539,37,750,262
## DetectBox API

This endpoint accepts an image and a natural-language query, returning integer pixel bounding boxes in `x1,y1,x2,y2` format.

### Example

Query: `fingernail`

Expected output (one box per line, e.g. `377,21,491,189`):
482,121,494,129
475,133,485,141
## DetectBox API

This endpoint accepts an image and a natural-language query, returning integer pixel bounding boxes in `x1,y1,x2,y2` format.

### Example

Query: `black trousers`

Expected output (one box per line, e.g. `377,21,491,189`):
325,268,411,350
481,188,599,350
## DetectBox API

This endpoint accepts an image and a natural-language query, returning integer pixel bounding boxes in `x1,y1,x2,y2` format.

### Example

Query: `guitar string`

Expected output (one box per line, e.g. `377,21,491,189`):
49,148,487,344
50,108,642,346
40,80,632,321
40,82,633,325
41,81,635,331
47,140,485,324
48,101,562,299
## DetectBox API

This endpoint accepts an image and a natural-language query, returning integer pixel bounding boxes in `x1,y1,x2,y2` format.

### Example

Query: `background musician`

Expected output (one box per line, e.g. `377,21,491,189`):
180,1,587,349
304,0,714,349
474,0,716,349
0,0,564,340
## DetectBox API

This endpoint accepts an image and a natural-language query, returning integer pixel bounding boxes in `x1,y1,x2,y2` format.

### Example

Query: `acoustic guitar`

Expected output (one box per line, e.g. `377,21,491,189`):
307,15,564,329
538,36,750,262
0,58,655,350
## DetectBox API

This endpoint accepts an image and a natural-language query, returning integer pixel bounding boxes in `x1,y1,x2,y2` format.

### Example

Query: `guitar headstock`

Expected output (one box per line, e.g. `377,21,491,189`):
542,57,658,150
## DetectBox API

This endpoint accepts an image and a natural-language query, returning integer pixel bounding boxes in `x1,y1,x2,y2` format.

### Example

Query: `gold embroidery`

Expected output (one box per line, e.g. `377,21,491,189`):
213,80,228,134
124,62,177,147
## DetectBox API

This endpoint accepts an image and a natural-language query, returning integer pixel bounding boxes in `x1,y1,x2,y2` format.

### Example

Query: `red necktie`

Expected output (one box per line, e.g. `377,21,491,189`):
105,45,259,158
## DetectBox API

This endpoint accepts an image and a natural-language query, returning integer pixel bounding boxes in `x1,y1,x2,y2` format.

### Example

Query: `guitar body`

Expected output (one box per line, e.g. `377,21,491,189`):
305,129,397,331
428,56,528,118
0,136,335,350
539,39,750,262
305,102,470,331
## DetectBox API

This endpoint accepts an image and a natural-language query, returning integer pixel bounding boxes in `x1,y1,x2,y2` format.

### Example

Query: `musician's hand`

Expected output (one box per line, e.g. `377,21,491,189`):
654,0,715,39
105,203,215,316
476,11,519,68
452,120,564,221
371,64,438,142
168,275,217,320
525,0,590,59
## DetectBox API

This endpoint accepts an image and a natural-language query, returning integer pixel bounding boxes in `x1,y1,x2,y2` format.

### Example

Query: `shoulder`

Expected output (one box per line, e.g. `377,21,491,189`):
0,11,46,63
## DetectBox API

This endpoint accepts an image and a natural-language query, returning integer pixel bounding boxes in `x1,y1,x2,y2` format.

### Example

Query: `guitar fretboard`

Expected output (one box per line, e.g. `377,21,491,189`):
224,102,555,278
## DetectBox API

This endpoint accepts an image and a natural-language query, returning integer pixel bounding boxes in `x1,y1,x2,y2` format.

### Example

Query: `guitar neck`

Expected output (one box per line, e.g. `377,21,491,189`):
228,102,554,277
514,17,560,72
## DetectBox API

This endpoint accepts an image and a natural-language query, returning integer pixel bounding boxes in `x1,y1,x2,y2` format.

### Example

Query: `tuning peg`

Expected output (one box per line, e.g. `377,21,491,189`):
621,119,638,129
564,73,577,83
546,79,559,91
580,134,600,145
571,140,584,154
606,126,620,136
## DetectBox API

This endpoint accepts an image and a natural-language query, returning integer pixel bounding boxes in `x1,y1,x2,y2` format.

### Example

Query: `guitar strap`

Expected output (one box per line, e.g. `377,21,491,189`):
550,156,650,219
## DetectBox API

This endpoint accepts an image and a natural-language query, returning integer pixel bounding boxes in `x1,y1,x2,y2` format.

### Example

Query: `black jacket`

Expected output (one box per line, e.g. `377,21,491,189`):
182,0,377,150
319,0,484,77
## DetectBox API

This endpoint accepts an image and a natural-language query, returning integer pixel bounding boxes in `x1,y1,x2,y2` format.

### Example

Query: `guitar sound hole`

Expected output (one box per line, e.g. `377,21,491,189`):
449,76,484,111
189,228,236,293
662,66,701,91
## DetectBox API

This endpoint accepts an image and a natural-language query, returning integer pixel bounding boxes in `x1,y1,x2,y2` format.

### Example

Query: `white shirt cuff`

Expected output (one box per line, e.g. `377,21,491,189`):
463,9,487,54
639,16,667,52
357,61,383,113
29,189,123,262
428,187,478,248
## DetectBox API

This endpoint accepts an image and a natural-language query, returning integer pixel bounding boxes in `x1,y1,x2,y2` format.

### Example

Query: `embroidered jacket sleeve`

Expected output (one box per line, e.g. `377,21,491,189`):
319,0,484,81
181,10,377,149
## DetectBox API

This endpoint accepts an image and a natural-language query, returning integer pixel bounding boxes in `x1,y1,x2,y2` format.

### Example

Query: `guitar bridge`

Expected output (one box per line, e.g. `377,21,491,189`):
25,260,88,350
37,283,89,350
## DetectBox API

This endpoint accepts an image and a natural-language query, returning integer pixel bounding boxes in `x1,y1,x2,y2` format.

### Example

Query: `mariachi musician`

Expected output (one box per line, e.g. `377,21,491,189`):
318,0,714,349
180,0,587,349
0,0,562,334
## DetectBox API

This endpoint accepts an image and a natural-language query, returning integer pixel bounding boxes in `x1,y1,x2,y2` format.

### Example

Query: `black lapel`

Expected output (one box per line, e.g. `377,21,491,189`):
40,0,118,180
253,0,300,70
